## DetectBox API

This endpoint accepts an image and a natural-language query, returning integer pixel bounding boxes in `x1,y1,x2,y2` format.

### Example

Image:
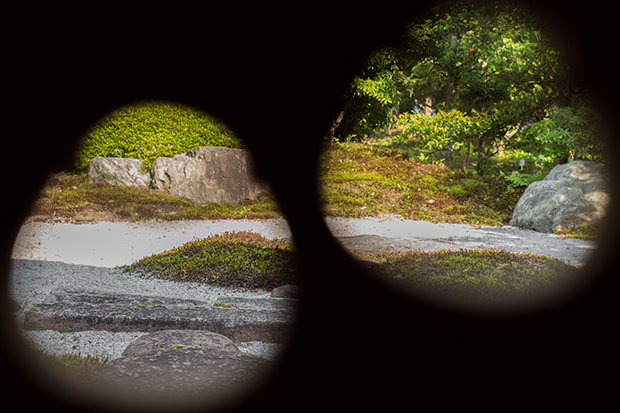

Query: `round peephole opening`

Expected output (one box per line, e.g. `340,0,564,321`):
8,100,300,409
319,1,611,317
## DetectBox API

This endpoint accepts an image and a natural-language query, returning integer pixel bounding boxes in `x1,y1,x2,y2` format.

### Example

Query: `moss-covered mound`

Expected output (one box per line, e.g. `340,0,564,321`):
125,231,576,301
362,249,576,303
30,173,281,223
125,231,300,290
319,142,525,226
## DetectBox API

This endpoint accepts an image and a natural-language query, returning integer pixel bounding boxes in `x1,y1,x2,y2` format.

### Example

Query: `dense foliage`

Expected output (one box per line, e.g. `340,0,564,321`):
74,101,244,171
396,109,512,173
517,104,604,161
401,1,558,116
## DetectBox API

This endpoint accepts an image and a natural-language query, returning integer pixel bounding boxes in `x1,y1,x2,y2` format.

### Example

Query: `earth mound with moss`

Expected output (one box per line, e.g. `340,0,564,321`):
124,231,577,303
125,231,300,290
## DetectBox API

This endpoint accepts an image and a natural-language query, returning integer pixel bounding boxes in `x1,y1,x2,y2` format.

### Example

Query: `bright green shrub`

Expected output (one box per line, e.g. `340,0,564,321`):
397,110,473,151
74,101,244,171
396,109,510,173
520,104,604,162
500,170,545,187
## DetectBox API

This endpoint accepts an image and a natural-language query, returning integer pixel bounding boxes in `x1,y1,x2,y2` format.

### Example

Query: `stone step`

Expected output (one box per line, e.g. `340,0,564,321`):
97,330,271,397
213,296,298,311
23,289,297,343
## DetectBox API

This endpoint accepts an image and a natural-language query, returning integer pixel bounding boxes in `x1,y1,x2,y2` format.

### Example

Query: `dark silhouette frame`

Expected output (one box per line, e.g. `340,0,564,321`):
2,2,618,411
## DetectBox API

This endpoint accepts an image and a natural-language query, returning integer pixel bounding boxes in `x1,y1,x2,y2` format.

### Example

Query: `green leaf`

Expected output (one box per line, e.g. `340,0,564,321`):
170,344,188,349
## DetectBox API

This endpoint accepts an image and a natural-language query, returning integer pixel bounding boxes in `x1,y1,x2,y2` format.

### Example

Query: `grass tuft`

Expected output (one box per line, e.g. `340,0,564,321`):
555,222,602,241
42,352,109,383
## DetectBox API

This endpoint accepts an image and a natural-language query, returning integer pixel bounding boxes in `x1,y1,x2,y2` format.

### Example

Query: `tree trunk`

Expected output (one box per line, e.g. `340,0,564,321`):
326,93,354,142
327,110,346,142
463,140,471,171
476,145,498,175
445,71,456,109
556,44,571,108
425,96,433,117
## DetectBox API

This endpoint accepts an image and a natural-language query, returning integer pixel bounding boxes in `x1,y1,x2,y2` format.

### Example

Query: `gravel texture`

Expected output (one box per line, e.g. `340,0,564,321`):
9,216,596,363
325,216,597,267
12,219,292,267
10,259,282,361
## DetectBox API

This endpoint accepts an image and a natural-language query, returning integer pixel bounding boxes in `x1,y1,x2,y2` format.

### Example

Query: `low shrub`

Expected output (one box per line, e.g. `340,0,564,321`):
74,101,244,171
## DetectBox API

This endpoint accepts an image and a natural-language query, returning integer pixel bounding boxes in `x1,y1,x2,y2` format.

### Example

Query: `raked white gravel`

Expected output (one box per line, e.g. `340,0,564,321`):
9,216,597,362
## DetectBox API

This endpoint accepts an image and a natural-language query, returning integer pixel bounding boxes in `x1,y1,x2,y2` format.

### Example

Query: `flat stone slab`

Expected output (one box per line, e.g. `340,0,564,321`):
23,289,296,343
98,330,270,396
336,234,461,254
213,296,298,311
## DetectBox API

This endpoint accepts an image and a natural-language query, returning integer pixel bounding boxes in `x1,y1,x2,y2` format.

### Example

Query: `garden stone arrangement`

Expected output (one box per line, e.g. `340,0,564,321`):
88,146,269,204
20,285,298,394
23,289,297,342
11,213,597,394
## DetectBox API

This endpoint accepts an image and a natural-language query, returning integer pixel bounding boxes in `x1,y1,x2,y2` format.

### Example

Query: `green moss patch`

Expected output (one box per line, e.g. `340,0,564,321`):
168,193,281,221
32,141,528,225
319,142,524,225
362,249,575,303
124,231,300,290
125,231,575,302
30,173,281,223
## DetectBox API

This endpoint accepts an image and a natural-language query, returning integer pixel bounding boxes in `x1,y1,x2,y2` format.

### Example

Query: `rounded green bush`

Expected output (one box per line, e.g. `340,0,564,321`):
74,100,244,171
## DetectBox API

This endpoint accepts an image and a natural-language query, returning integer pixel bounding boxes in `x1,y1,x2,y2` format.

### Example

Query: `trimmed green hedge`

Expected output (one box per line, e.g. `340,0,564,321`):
74,101,244,171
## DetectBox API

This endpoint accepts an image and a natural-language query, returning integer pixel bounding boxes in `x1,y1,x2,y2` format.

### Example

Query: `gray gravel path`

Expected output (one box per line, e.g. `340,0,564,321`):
325,216,596,267
9,216,597,362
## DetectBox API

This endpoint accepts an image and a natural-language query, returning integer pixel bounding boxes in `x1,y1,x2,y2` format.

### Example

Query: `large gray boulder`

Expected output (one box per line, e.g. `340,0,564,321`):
98,330,270,396
509,160,610,233
151,146,269,204
121,330,241,357
270,285,301,298
88,156,151,188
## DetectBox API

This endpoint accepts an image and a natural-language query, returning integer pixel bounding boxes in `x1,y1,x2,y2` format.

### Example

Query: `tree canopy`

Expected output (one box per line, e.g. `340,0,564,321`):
401,0,561,117
328,0,600,169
